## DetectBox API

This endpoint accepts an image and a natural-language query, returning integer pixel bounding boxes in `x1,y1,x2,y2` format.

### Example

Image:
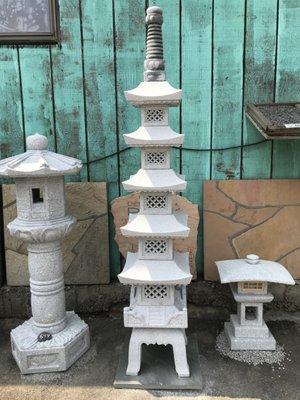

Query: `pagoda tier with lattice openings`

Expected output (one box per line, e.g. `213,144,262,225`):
118,6,192,378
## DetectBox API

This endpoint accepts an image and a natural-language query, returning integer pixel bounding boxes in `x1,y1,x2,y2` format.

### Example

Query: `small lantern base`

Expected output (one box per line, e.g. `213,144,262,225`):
225,317,276,351
11,311,90,374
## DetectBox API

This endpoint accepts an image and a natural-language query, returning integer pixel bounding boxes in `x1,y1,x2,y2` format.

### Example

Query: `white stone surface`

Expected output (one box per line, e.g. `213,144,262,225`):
11,311,90,374
123,169,186,192
0,133,90,373
119,6,191,378
124,285,188,329
118,251,191,285
125,81,182,106
225,321,276,351
0,133,82,177
216,255,294,351
121,213,190,237
124,126,184,147
126,328,189,377
216,255,295,285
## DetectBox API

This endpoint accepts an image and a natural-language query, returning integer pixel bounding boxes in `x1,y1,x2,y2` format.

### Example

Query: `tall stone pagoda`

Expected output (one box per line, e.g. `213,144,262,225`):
0,134,90,374
118,6,192,377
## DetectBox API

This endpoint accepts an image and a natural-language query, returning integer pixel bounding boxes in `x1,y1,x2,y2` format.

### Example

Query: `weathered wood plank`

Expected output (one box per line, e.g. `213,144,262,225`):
51,0,87,181
272,0,300,178
0,47,24,285
81,0,120,277
114,0,146,196
149,0,181,172
242,0,277,179
181,0,212,275
0,49,24,161
19,47,56,151
211,0,245,180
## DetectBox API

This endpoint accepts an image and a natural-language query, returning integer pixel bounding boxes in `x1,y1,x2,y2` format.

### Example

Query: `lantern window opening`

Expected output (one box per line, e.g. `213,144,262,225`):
239,281,266,293
32,187,44,204
245,306,258,321
142,107,168,126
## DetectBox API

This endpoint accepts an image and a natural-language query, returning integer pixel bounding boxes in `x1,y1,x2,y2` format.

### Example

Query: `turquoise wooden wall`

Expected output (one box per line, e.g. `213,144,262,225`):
0,0,300,280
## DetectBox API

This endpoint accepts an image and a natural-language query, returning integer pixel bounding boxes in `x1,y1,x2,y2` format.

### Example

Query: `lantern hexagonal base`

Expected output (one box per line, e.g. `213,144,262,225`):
11,311,90,374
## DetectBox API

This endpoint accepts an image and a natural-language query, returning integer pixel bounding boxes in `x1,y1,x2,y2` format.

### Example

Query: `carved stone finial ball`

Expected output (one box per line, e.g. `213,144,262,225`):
146,6,163,25
26,133,49,151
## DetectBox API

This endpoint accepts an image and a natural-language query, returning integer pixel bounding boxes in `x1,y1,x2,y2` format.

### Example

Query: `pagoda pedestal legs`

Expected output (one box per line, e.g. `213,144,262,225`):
127,328,190,377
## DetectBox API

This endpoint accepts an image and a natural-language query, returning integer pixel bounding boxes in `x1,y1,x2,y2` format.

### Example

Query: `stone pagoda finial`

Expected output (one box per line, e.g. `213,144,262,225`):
144,6,165,82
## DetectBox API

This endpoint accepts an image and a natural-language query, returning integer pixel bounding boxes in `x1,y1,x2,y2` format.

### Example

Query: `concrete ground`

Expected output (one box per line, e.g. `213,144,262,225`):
0,311,299,400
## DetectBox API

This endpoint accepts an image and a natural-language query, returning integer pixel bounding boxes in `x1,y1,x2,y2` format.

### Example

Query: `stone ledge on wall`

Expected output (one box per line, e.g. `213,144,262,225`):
0,280,299,319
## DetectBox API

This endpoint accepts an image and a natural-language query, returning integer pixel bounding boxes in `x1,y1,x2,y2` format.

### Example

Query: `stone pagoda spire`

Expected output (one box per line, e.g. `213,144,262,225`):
0,134,90,374
118,6,192,377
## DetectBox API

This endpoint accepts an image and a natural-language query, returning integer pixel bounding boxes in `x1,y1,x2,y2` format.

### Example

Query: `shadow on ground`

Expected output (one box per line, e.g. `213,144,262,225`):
0,314,299,400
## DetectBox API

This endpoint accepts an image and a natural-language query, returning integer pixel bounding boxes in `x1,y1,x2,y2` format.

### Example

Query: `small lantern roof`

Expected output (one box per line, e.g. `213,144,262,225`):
118,251,192,285
121,213,189,238
0,134,82,177
124,126,184,147
216,254,295,285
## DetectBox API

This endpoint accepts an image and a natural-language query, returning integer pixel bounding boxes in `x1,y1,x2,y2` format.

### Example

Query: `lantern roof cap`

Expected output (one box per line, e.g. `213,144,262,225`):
215,255,295,285
0,133,82,177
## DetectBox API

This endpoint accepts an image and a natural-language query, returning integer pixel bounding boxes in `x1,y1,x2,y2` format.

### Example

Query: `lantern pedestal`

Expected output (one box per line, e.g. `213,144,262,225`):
0,133,90,374
11,311,90,374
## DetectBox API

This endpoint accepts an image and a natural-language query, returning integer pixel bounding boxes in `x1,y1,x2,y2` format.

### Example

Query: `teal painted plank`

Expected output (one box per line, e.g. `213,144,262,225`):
19,47,56,151
81,0,120,278
272,0,300,178
114,1,146,196
149,0,181,173
51,0,87,181
181,0,212,275
0,49,24,163
211,0,245,180
242,0,277,178
0,48,24,283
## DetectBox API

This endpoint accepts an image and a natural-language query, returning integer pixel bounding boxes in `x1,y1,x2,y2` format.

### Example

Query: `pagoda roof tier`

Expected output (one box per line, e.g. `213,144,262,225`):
124,126,184,147
123,169,186,192
118,251,192,285
125,81,181,106
121,213,189,238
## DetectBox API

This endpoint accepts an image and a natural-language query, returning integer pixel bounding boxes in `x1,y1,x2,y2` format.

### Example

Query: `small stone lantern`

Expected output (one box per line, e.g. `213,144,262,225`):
216,254,295,350
0,133,90,374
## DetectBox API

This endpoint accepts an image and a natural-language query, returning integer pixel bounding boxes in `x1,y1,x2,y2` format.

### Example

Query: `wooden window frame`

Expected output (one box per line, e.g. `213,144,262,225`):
0,0,60,45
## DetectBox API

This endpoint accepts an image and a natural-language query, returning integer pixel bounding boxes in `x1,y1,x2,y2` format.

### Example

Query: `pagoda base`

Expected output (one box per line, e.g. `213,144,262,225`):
125,328,190,377
114,332,203,390
225,317,276,350
11,311,90,374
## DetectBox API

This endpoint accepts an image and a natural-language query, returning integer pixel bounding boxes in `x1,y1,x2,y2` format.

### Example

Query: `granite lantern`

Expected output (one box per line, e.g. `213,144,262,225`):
118,6,192,377
0,133,90,374
216,254,295,350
